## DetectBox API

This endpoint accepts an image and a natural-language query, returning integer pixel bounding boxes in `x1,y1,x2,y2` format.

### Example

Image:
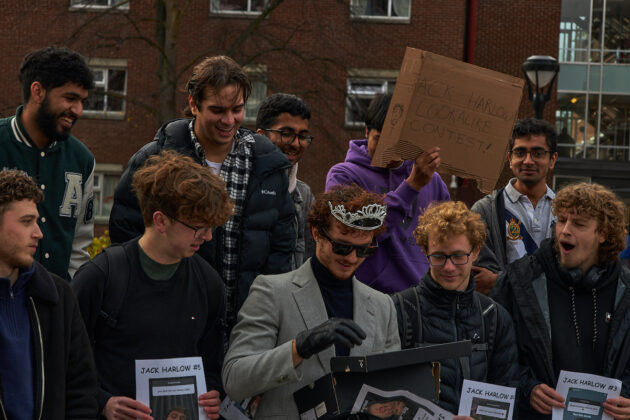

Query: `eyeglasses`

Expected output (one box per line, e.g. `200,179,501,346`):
263,129,314,147
427,249,474,266
509,147,551,161
319,227,377,258
168,215,212,240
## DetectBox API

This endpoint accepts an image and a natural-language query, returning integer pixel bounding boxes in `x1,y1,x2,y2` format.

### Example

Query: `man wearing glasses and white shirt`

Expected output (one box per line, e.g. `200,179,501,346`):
471,118,558,294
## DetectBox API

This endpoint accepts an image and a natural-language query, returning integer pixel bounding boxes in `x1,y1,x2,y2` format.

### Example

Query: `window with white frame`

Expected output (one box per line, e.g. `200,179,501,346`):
243,65,267,124
93,164,122,223
350,0,411,20
345,72,397,128
210,0,267,14
84,59,127,119
553,175,591,192
70,0,129,10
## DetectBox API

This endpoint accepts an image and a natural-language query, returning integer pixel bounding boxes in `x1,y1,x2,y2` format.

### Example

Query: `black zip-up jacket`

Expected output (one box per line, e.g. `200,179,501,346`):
411,272,520,414
109,119,295,317
0,261,98,420
491,240,630,420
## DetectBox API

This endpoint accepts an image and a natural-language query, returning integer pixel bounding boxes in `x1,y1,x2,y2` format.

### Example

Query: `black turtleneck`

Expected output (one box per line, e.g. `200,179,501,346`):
537,239,618,377
310,256,354,356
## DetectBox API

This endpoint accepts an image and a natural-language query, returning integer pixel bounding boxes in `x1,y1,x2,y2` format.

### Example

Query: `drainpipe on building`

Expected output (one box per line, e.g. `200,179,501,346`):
454,0,478,204
465,0,478,65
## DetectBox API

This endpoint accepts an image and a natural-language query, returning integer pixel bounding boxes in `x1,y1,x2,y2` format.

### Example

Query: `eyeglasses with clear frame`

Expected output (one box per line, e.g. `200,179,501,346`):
168,215,212,240
319,227,378,258
427,249,474,266
509,147,551,162
263,128,314,147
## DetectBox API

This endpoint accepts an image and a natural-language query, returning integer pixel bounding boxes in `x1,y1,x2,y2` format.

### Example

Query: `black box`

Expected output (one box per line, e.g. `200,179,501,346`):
293,341,472,419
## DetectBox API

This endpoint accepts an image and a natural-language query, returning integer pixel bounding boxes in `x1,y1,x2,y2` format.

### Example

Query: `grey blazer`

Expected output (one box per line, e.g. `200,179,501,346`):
222,259,401,419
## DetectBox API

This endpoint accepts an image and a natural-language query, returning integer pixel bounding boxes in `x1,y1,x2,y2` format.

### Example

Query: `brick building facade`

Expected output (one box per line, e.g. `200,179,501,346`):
2,0,561,229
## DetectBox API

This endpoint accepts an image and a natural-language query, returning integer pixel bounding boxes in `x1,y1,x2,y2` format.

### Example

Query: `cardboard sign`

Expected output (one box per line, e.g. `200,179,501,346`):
372,47,525,193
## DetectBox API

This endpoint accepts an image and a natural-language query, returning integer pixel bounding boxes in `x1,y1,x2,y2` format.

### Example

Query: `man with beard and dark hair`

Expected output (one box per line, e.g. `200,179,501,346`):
0,46,95,281
492,183,630,419
471,118,558,294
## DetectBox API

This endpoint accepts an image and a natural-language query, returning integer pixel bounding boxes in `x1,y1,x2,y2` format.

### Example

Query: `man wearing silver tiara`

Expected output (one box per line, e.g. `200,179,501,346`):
222,185,400,419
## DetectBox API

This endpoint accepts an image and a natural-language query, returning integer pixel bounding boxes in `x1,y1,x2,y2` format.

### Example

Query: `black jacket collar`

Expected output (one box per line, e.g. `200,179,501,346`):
25,261,59,304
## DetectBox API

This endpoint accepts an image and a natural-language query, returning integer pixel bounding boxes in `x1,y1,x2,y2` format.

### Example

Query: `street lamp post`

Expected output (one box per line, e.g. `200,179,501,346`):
522,55,560,119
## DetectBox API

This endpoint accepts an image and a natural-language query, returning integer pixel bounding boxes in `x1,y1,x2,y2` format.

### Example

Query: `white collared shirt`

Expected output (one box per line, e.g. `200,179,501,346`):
503,178,556,263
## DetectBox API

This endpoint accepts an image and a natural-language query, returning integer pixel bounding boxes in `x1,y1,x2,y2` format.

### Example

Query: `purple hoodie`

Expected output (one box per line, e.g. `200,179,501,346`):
325,139,450,293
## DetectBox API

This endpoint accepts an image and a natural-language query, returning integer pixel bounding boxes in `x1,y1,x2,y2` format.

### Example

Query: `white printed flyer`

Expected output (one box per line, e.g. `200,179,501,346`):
220,396,261,420
350,384,454,420
552,370,622,420
457,379,516,420
136,356,207,420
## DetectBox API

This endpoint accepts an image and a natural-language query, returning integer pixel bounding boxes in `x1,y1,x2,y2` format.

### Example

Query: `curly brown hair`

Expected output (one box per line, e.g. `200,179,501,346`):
553,182,626,266
132,151,233,227
0,169,43,218
414,201,486,252
307,184,386,236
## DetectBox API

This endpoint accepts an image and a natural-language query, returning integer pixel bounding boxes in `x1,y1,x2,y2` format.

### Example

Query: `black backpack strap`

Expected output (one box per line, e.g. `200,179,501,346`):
475,292,498,379
459,356,471,381
391,286,422,349
495,187,507,255
393,292,409,348
96,244,130,328
414,287,422,345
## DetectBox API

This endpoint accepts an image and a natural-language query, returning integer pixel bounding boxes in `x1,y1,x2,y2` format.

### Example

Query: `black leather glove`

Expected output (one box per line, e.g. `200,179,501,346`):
295,317,366,359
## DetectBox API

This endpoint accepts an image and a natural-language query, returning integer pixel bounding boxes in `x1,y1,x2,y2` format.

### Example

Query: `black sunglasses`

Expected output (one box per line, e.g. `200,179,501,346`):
319,227,378,258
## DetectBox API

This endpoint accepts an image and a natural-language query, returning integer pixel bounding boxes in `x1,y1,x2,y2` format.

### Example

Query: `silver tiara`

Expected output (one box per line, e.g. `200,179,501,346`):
328,201,387,231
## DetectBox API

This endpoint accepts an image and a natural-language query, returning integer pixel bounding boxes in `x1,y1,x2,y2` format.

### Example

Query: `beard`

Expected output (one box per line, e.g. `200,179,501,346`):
35,95,72,142
0,244,35,272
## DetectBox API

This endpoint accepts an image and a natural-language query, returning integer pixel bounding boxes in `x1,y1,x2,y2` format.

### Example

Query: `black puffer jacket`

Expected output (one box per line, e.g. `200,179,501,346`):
492,239,630,420
0,261,98,419
413,272,520,414
109,119,295,321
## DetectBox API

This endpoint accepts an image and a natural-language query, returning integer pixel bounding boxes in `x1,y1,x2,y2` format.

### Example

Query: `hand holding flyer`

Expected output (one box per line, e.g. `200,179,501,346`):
553,370,622,420
457,379,516,420
136,357,208,420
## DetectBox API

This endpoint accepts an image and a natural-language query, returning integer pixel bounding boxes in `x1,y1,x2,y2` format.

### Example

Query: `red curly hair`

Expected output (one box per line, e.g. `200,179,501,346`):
553,183,626,266
414,201,486,252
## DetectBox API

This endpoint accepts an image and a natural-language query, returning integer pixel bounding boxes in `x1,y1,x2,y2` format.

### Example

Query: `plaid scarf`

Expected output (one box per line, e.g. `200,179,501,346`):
188,120,254,327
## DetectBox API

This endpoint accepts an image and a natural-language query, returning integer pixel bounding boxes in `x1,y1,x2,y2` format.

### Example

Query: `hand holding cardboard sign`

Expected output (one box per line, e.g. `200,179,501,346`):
371,48,524,193
406,146,441,191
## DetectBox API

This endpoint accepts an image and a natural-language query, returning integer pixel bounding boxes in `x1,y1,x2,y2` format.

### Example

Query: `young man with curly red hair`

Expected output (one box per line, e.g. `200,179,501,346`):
392,201,519,415
492,183,630,420
73,151,233,420
222,184,400,418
